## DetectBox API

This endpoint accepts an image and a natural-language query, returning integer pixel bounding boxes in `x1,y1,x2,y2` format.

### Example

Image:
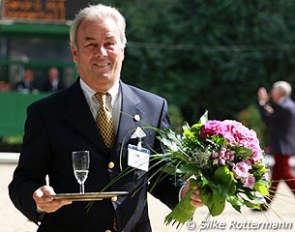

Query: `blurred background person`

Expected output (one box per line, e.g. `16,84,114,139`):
257,80,295,209
15,68,39,93
0,80,11,92
42,67,65,92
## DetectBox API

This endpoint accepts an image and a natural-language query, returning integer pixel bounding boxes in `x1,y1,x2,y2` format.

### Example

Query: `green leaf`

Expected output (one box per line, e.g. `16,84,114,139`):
190,111,208,132
178,164,199,174
182,122,191,131
242,198,261,209
164,180,199,227
227,195,244,207
211,189,226,216
200,184,226,217
213,166,236,195
231,204,242,213
161,165,178,175
199,110,209,124
227,195,244,213
199,166,237,216
254,180,270,196
200,186,214,211
183,128,195,138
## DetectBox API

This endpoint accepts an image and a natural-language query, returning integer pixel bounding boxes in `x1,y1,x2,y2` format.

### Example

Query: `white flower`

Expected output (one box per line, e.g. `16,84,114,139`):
189,148,211,169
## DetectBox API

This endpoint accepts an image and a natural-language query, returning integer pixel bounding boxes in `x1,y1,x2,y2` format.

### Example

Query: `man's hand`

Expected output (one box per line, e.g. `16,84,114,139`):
33,186,72,213
257,87,269,105
257,87,274,113
181,180,203,208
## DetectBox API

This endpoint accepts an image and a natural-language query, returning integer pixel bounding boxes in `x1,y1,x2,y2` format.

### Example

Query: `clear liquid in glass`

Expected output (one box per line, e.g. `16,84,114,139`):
74,170,89,184
72,150,90,193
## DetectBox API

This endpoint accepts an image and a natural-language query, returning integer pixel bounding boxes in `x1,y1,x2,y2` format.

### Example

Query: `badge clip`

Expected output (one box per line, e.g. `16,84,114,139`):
131,127,146,150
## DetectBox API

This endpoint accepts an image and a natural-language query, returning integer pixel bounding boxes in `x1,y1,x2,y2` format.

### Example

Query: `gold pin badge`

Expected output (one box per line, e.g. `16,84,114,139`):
108,161,115,169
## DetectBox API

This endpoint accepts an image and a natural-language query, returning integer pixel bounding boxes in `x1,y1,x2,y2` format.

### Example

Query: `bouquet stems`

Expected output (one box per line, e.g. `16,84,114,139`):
165,179,198,228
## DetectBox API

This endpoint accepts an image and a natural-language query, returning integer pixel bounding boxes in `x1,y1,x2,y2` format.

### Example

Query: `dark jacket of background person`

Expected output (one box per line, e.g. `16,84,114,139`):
15,69,39,93
258,90,295,155
42,79,65,92
42,67,65,92
257,80,295,209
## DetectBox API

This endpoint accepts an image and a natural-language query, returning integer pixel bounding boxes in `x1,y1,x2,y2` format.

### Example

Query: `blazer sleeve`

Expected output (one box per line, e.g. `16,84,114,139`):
8,104,51,223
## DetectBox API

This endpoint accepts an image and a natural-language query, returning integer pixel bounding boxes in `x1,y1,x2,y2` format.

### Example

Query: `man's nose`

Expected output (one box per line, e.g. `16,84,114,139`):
95,45,107,56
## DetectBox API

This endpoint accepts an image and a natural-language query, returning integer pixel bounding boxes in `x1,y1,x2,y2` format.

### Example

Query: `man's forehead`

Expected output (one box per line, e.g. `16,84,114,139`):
78,17,120,39
80,17,119,31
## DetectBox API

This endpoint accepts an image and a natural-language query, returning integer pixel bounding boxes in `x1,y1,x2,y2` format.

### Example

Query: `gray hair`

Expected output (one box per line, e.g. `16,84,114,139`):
272,81,292,96
70,4,127,49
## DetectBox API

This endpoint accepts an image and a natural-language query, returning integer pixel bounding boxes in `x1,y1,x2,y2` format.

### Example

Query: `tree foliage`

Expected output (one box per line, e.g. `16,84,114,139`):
93,0,295,123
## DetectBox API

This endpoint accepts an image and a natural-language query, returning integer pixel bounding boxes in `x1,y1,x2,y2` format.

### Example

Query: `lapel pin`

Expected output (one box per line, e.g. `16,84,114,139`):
133,114,140,122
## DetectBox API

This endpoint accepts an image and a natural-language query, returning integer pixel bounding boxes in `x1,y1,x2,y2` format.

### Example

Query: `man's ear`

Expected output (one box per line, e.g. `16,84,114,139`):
122,47,125,60
71,45,78,63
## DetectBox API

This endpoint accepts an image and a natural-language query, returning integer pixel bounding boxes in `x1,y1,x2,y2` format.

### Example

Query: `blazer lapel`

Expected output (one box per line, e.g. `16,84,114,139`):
116,83,144,146
62,81,107,152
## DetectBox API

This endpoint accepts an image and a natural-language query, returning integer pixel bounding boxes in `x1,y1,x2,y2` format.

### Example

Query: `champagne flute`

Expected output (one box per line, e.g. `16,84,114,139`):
72,150,90,194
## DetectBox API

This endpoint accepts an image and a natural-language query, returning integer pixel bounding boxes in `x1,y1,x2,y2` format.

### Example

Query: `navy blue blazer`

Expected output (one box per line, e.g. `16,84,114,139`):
9,79,182,232
259,96,295,155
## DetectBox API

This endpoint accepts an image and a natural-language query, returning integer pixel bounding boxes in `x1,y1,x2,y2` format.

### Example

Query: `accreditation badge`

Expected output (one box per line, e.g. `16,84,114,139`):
127,144,150,172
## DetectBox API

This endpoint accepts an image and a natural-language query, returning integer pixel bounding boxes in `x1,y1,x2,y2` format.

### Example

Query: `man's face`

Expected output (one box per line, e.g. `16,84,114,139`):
271,88,283,102
71,17,124,93
24,69,34,81
49,68,59,81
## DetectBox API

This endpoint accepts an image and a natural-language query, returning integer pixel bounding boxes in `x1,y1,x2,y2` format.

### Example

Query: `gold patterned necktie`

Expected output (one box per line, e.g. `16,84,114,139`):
95,93,115,149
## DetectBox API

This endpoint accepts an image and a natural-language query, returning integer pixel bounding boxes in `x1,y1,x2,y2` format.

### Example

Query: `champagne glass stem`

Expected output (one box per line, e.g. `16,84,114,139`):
80,183,85,194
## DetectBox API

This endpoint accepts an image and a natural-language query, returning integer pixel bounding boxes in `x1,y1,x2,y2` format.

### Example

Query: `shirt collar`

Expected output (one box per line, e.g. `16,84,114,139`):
79,78,120,107
108,81,120,106
278,96,287,104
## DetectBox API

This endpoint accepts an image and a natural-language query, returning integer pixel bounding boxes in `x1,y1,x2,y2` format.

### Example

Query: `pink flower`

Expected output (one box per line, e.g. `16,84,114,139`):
213,159,219,165
219,158,226,166
205,120,263,164
212,148,235,166
225,150,235,161
201,120,226,138
241,174,256,189
232,160,252,179
249,147,262,162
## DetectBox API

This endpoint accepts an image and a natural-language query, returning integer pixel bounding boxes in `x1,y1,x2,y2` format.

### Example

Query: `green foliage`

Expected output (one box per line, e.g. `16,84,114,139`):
200,166,236,216
1,136,22,144
0,136,22,152
164,179,199,228
254,179,269,196
90,0,295,124
168,104,184,132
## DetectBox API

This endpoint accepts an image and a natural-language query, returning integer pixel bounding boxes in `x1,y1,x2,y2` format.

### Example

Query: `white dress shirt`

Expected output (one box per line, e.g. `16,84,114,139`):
79,79,121,133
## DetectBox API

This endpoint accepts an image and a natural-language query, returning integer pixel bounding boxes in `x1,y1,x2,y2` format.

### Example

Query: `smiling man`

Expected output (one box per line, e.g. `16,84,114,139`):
9,4,202,232
71,16,124,93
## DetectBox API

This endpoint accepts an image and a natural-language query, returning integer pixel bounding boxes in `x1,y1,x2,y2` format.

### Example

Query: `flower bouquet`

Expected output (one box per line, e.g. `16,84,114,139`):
153,111,270,227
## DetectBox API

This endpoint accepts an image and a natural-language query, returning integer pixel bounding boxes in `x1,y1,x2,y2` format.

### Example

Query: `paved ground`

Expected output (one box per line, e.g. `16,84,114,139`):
1,156,295,232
